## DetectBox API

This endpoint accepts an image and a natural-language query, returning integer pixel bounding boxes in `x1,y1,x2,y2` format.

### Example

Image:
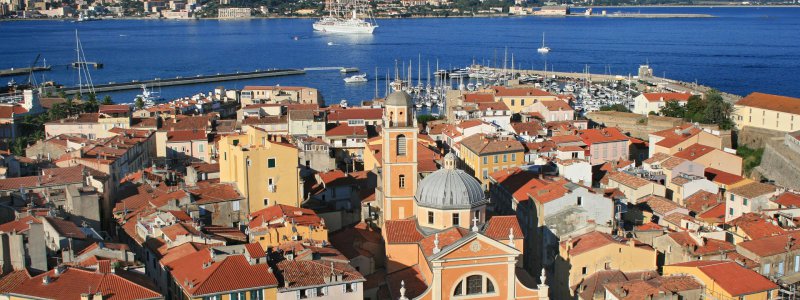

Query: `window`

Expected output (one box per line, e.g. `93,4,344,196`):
511,99,515,106
763,263,771,275
224,152,227,160
795,255,799,273
483,156,488,164
452,213,460,226
486,280,494,293
582,267,587,275
743,198,749,206
474,210,481,222
397,135,407,156
199,144,205,153
264,198,269,206
299,289,309,299
503,154,507,162
729,208,734,216
345,283,356,293
267,158,276,168
466,275,482,295
428,211,434,224
493,155,498,163
316,287,327,296
511,153,516,161
229,292,246,300
482,169,488,179
730,194,735,201
577,197,582,206
399,175,406,188
521,99,525,106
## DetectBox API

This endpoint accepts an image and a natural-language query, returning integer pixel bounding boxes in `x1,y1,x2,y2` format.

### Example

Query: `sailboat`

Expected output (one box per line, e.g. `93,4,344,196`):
537,33,551,54
313,0,377,34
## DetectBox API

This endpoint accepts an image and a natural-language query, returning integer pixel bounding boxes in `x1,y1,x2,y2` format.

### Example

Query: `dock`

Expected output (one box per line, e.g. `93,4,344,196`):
60,68,305,95
568,13,714,18
0,66,52,77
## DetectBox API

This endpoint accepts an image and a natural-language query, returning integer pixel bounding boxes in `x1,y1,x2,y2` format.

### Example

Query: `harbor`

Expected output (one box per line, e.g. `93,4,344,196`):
58,68,305,95
0,66,51,77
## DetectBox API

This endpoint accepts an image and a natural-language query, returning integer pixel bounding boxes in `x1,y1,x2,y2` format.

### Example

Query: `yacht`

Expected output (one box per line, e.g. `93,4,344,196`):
313,0,377,34
537,33,551,54
344,73,368,83
135,84,164,107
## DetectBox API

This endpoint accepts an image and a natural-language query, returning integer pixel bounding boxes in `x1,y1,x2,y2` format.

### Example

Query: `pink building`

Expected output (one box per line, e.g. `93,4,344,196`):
578,127,630,165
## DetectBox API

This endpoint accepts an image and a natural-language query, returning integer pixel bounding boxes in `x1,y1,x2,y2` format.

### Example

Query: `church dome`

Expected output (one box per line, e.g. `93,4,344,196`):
415,154,487,210
385,91,413,107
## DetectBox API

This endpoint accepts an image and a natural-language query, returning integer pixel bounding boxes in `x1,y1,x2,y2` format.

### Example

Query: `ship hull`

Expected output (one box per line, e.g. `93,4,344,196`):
313,22,377,34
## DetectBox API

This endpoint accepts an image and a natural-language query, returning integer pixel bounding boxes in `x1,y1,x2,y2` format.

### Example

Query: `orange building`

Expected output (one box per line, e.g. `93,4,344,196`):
380,91,420,224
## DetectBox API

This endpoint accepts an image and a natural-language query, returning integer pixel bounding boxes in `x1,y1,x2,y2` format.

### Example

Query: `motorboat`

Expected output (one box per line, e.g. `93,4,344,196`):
344,73,368,83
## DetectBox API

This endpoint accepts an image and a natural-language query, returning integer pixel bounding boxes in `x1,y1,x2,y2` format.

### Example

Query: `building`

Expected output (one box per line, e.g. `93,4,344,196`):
648,124,723,157
737,231,800,289
488,86,557,113
218,7,250,18
414,153,488,230
169,248,278,300
555,230,657,299
663,260,778,300
7,264,161,300
725,182,779,222
240,86,320,106
674,143,743,176
605,172,666,203
459,134,525,188
218,128,302,212
528,100,574,122
247,204,328,250
652,231,735,266
379,91,418,223
276,259,365,300
533,5,569,15
633,92,692,115
577,128,630,165
734,92,800,132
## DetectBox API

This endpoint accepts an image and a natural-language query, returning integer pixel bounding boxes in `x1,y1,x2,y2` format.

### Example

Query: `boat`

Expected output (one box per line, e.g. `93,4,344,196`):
313,0,377,34
76,12,98,22
327,42,335,46
537,33,551,54
135,84,164,107
344,73,368,83
339,99,348,108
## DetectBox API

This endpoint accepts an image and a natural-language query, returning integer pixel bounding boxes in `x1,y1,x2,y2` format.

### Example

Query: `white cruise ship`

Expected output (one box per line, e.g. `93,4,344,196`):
313,0,377,34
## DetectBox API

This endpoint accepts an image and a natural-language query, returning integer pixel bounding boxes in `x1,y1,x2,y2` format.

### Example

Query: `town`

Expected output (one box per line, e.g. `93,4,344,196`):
0,62,796,300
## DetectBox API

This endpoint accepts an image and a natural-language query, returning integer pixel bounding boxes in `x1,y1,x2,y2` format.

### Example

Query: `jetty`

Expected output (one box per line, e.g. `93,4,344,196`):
0,66,52,77
71,61,104,69
59,69,305,95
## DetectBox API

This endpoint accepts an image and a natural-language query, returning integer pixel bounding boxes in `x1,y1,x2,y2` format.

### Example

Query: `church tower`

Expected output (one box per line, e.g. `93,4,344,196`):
381,91,418,224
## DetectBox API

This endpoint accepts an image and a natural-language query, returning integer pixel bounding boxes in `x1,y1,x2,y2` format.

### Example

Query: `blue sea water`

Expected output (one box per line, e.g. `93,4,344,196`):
0,6,799,104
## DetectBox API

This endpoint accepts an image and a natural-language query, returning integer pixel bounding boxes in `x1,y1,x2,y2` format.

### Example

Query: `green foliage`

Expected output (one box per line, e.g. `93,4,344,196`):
417,114,442,127
599,104,630,113
737,145,764,176
659,100,686,118
135,97,145,110
102,95,113,105
658,90,734,130
83,93,99,113
6,96,102,156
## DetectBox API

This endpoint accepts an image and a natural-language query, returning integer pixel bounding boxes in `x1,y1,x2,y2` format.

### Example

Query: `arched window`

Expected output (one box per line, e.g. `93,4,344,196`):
397,135,407,156
452,274,497,297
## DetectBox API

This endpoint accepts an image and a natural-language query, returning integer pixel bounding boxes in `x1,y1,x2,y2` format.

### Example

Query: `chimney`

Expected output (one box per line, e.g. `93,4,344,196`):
80,294,89,300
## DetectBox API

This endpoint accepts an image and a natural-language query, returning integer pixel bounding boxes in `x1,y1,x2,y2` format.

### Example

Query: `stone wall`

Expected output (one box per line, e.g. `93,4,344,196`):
755,136,800,190
585,111,684,140
738,126,787,149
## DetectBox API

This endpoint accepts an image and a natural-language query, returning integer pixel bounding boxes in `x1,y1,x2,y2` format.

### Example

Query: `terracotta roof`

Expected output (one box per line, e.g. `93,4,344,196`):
489,168,550,201
634,222,664,231
0,270,29,294
329,222,382,259
460,134,524,155
98,105,131,114
0,165,86,191
189,183,243,205
384,219,423,244
167,130,207,142
728,213,785,240
510,122,545,136
483,215,523,240
575,270,659,300
604,275,702,300
661,156,689,170
728,182,777,199
738,231,800,258
248,204,323,230
492,86,552,97
563,231,649,256
0,215,41,234
244,243,266,259
463,93,495,103
704,168,746,185
540,100,572,111
386,266,427,300
476,101,510,111
642,92,692,102
277,260,364,289
608,172,652,189
44,217,87,239
170,250,278,297
684,190,721,214
578,128,629,145
673,143,717,161
651,124,702,148
774,192,800,208
325,124,367,137
326,108,383,121
418,227,469,257
667,260,777,296
638,195,684,216
736,92,800,115
697,202,726,223
9,266,160,300
46,113,100,124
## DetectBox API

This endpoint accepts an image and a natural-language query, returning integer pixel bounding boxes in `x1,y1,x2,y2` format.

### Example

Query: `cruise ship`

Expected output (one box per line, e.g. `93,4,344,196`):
313,0,377,34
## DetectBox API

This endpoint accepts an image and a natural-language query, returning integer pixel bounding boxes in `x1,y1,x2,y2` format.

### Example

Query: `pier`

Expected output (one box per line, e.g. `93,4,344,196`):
71,62,104,69
0,66,52,77
60,69,305,95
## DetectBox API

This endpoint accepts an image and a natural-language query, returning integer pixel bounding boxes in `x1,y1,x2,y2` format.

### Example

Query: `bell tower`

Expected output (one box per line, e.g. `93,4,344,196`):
381,91,418,225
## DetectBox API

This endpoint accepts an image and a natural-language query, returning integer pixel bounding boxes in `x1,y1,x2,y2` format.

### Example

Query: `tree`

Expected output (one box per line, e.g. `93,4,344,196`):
135,97,145,110
102,95,113,105
599,104,630,113
703,90,734,130
684,95,707,123
660,100,686,118
84,93,99,113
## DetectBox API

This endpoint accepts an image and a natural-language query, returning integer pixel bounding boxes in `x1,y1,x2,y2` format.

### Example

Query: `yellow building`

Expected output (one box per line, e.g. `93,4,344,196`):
555,230,657,298
247,204,328,250
240,85,320,106
483,86,557,113
734,92,800,132
664,260,778,300
460,134,526,188
218,127,301,212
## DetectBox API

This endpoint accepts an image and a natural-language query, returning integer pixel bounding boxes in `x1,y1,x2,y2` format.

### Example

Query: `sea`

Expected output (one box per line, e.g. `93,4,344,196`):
1,6,799,105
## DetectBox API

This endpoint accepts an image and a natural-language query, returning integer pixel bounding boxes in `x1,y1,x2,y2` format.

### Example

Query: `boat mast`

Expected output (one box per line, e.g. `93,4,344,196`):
374,67,378,99
76,30,82,97
417,54,421,88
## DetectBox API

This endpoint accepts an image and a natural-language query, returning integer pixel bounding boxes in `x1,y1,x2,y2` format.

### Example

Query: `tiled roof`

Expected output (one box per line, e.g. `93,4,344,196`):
728,213,785,240
773,192,800,208
608,172,651,189
99,104,131,114
634,222,664,231
244,243,266,259
167,130,207,142
0,215,41,234
9,266,160,300
483,215,523,240
326,108,383,121
329,222,382,260
0,270,29,294
460,134,524,155
386,266,427,300
510,122,544,136
638,195,684,216
667,260,777,296
697,202,726,223
384,219,423,244
738,231,800,258
575,270,659,299
189,182,243,205
463,93,495,103
325,124,367,137
46,113,100,124
673,143,717,161
563,231,648,256
728,181,777,199
704,168,746,185
489,168,549,201
170,250,278,297
419,227,469,257
651,124,701,148
476,101,510,111
604,275,702,300
642,92,692,102
736,92,800,115
0,165,86,191
277,260,364,289
684,190,721,214
248,204,323,230
540,100,572,111
44,217,87,239
661,156,688,170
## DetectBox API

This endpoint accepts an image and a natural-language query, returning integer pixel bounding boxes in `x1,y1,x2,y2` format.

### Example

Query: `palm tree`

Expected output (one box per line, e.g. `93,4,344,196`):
102,95,113,105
